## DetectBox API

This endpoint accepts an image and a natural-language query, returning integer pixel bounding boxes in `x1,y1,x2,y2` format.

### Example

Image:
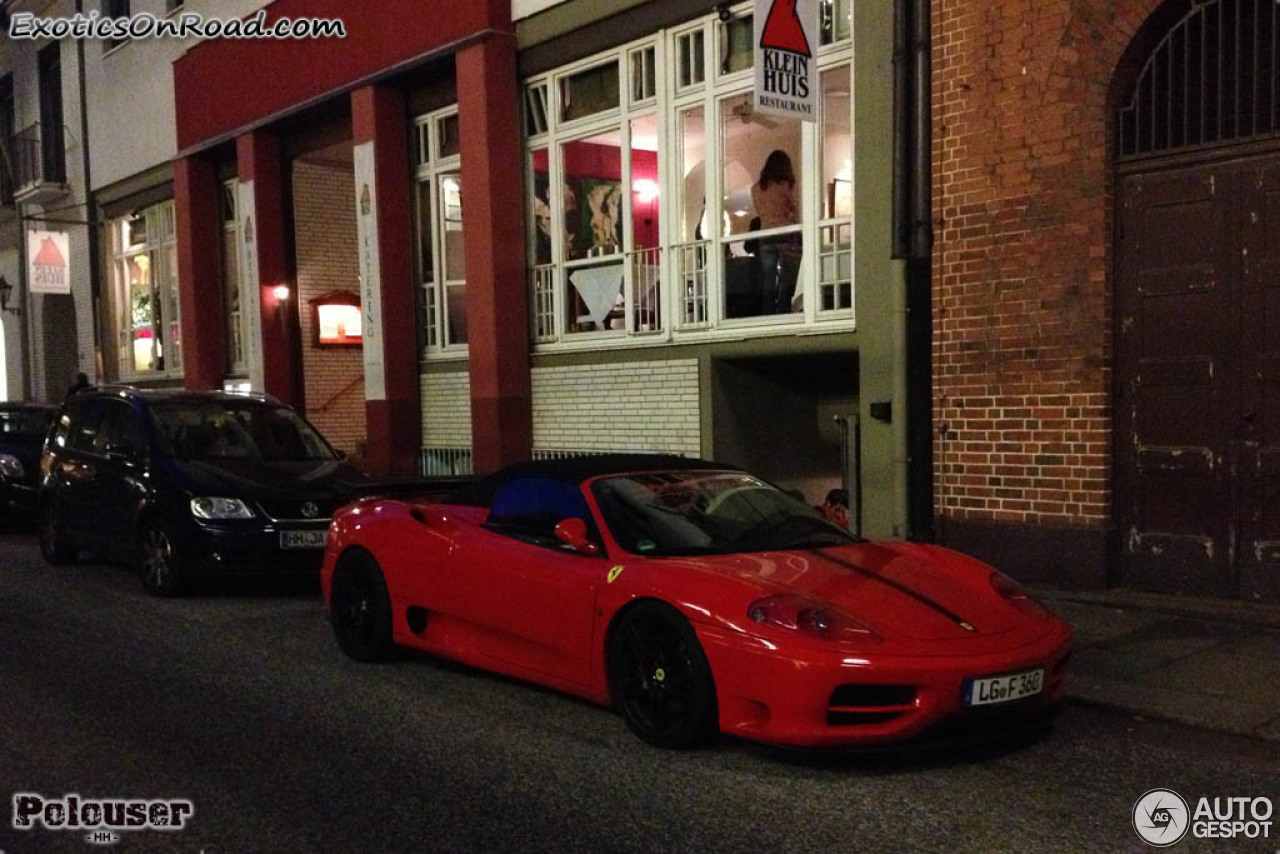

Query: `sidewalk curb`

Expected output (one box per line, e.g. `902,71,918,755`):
1065,686,1279,744
1033,587,1280,630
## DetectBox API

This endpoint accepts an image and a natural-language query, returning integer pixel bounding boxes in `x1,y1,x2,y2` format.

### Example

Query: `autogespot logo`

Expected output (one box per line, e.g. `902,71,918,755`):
1133,788,1190,847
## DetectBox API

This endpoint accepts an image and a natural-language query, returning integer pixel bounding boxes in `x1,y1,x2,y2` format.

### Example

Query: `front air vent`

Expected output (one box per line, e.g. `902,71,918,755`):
826,684,918,727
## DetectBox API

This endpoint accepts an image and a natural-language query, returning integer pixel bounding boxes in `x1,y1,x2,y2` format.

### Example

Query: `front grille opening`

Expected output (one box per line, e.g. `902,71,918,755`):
830,684,917,708
827,710,902,726
826,684,918,727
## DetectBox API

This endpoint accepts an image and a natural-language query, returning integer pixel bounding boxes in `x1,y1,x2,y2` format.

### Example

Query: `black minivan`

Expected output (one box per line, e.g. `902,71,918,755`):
39,386,373,596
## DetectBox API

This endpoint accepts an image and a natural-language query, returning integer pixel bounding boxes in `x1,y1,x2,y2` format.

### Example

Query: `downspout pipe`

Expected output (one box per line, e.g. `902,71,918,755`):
903,0,935,540
75,0,100,381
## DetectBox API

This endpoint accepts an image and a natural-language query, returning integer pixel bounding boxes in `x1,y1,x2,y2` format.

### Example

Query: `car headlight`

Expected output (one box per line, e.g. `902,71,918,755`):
190,497,255,520
747,594,882,644
0,453,24,480
990,571,1050,619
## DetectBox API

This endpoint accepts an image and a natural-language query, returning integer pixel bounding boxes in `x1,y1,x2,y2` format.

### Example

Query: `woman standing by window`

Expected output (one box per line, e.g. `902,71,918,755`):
750,150,801,315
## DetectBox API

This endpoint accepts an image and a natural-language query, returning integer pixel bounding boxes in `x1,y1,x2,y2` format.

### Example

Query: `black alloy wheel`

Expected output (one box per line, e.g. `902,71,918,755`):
330,551,393,663
39,501,77,565
608,601,718,749
138,518,188,597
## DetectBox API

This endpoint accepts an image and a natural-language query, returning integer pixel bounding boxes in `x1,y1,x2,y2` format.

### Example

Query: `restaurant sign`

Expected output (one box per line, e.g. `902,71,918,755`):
28,230,71,294
754,0,818,122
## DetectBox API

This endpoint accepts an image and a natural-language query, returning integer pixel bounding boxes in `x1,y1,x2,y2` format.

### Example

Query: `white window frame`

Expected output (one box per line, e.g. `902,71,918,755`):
522,2,854,353
110,200,182,381
413,105,467,359
221,179,249,375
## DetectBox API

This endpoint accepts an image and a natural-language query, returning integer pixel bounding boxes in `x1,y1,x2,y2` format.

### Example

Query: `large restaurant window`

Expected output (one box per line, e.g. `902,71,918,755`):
110,201,181,379
524,3,853,348
413,107,467,355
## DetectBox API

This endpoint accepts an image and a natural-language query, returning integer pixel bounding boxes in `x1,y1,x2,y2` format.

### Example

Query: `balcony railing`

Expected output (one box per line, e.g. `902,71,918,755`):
13,123,67,203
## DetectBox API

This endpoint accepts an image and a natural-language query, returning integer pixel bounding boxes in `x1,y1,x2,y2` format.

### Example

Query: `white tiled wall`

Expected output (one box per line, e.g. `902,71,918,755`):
531,359,700,456
421,370,473,447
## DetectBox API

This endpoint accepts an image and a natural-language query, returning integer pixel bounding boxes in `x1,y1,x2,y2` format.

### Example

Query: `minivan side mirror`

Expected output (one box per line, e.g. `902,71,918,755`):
554,518,599,555
104,441,145,463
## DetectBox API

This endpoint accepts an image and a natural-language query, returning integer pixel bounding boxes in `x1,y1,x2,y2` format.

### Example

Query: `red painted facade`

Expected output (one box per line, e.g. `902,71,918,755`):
174,154,225,393
172,0,528,474
173,0,511,152
457,36,531,473
352,84,421,477
237,130,300,407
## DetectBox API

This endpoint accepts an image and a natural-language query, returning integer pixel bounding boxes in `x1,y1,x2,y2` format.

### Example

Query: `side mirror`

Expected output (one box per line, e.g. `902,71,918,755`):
104,441,144,463
554,518,599,555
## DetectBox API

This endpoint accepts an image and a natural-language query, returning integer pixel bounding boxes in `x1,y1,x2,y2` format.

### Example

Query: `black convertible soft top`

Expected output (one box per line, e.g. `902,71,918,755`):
443,454,737,507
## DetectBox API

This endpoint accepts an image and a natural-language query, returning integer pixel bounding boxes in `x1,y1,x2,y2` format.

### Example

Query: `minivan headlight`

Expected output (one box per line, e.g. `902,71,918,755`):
0,453,23,480
190,497,255,520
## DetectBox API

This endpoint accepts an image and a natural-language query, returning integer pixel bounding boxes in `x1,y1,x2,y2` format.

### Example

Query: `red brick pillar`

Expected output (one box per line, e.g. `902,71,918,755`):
173,154,225,391
457,35,531,473
236,130,299,407
351,84,422,476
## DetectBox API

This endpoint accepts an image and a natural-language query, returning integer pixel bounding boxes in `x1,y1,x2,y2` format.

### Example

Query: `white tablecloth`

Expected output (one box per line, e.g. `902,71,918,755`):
569,263,625,328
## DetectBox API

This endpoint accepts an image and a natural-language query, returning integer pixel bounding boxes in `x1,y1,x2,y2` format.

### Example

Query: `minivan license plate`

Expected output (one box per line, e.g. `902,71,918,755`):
964,668,1044,706
280,529,327,550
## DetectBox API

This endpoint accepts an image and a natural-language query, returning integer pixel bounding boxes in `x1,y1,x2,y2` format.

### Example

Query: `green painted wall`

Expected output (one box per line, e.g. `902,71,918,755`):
852,1,910,538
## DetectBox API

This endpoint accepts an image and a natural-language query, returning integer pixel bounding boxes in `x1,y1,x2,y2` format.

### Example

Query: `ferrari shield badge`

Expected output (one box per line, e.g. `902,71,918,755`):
607,565,625,584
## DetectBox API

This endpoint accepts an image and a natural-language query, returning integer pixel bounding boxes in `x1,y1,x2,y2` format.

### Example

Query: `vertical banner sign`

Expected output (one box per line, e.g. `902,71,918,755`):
28,230,71,294
238,181,266,393
354,141,386,400
754,0,819,122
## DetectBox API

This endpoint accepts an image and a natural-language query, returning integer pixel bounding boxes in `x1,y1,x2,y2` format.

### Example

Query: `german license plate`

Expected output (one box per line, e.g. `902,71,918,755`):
279,529,327,550
964,668,1044,706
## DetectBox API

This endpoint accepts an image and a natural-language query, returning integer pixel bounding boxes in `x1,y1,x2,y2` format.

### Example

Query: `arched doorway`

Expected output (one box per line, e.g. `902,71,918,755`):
1114,0,1280,600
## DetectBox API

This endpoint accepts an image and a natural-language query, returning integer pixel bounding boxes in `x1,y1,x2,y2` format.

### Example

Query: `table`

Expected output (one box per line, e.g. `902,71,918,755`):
569,263,625,329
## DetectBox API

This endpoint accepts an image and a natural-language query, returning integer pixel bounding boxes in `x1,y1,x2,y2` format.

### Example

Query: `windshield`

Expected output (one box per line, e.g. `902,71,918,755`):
0,407,53,441
592,471,858,556
149,401,337,462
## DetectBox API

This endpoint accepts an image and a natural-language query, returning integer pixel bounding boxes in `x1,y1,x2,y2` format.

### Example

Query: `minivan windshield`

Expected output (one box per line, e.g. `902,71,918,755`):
0,407,54,441
149,401,337,462
592,470,858,556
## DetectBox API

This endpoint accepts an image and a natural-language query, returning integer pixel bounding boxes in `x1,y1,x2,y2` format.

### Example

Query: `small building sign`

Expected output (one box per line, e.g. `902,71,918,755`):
311,290,362,347
28,230,71,294
754,0,818,122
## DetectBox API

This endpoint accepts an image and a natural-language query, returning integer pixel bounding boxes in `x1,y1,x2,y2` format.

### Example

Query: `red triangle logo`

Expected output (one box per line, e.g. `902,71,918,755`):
33,236,65,267
760,0,812,57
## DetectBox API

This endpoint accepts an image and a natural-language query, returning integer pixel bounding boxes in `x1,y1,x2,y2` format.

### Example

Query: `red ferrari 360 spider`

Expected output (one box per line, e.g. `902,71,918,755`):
321,456,1071,749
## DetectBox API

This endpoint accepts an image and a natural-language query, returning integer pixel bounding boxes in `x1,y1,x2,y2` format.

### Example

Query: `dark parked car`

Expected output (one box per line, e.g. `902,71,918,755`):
0,403,57,524
39,386,374,596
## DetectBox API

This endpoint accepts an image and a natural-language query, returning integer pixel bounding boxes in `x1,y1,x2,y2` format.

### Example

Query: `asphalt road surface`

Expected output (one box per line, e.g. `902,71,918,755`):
0,532,1275,854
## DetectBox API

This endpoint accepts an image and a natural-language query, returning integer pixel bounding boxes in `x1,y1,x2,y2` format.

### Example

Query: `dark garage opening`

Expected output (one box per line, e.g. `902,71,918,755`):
710,351,857,508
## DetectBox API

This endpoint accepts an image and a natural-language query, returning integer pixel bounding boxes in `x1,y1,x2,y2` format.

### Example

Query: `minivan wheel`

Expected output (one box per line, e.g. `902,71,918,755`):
138,518,189,597
39,501,77,565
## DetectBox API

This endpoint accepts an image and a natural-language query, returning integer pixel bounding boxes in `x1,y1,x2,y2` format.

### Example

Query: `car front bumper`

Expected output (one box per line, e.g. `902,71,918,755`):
180,517,331,577
696,621,1072,748
0,478,39,513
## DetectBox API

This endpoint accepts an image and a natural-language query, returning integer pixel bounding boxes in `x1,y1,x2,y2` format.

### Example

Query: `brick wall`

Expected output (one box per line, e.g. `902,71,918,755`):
931,0,1162,529
292,160,366,455
531,360,700,456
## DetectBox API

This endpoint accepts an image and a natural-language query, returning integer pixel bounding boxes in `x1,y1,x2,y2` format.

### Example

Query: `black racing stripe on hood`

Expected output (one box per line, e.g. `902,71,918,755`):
805,549,980,633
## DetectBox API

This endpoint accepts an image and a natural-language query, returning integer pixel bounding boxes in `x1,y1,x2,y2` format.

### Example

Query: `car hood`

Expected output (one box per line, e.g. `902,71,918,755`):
166,457,370,501
671,541,1024,641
